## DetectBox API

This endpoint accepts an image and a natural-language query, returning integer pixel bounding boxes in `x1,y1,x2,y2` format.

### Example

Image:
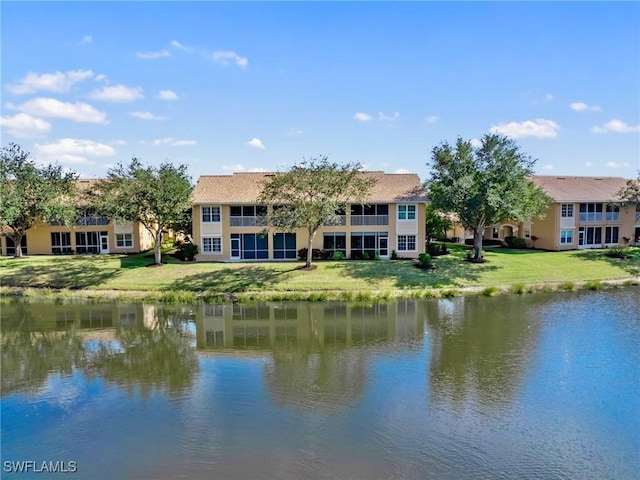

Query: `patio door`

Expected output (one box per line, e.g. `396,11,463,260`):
100,232,109,254
230,236,241,260
378,236,389,257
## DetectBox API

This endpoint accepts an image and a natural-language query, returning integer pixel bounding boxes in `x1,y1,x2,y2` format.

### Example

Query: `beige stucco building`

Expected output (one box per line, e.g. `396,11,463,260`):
481,175,639,250
192,172,428,261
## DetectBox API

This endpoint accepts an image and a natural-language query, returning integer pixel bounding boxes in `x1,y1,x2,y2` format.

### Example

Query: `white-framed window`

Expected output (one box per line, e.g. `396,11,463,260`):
202,236,222,254
560,229,573,244
492,227,499,239
202,206,221,223
561,203,574,218
397,204,416,220
606,205,620,222
116,233,133,248
397,235,416,251
524,229,531,239
605,226,619,244
579,203,603,222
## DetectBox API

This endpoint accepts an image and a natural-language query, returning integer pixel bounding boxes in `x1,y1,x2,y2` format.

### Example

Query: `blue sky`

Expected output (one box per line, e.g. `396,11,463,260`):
2,1,639,182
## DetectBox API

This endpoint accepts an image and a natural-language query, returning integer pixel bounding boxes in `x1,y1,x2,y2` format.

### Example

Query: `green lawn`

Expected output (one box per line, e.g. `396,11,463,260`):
1,246,638,300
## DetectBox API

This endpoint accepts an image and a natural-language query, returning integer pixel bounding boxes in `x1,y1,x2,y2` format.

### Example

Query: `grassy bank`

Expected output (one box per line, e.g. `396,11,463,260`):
1,245,638,302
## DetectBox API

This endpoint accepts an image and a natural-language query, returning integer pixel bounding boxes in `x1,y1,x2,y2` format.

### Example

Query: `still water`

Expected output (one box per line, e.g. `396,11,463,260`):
1,289,639,479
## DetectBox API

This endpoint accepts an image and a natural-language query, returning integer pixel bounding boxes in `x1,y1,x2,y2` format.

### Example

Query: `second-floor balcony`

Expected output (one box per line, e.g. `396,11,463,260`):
323,215,347,226
350,215,389,226
229,216,267,227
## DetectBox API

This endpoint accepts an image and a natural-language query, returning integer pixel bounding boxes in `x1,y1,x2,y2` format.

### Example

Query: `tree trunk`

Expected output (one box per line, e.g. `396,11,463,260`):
154,230,163,265
306,229,317,268
473,225,484,261
11,232,24,258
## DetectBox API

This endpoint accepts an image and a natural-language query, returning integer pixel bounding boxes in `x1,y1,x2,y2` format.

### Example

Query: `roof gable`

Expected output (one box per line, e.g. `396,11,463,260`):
532,175,630,202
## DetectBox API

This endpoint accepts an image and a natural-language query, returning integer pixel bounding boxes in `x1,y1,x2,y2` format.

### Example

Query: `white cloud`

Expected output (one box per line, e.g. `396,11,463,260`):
489,119,560,138
81,35,93,45
137,50,171,59
570,102,601,112
7,69,94,95
153,137,196,146
287,128,303,136
130,112,166,121
542,164,554,171
470,138,482,148
157,89,179,100
90,85,143,102
354,112,372,122
247,137,265,149
35,138,116,164
0,113,52,138
212,50,248,68
425,115,438,124
545,93,554,101
249,167,267,172
591,119,640,134
13,97,108,123
171,40,189,51
394,168,409,174
223,163,245,171
95,74,107,82
379,111,399,122
606,161,631,168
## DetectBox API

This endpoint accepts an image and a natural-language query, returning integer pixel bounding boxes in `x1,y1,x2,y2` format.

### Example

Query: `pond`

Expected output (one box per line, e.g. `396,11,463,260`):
1,289,639,479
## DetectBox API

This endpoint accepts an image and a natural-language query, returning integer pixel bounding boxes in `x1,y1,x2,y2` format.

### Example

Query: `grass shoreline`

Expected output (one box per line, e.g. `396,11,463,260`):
1,245,638,303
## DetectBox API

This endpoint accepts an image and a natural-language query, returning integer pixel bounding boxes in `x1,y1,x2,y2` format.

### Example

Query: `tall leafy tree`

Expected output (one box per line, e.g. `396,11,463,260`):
258,156,377,268
93,158,192,265
615,172,640,209
426,134,550,262
0,143,78,258
425,204,453,247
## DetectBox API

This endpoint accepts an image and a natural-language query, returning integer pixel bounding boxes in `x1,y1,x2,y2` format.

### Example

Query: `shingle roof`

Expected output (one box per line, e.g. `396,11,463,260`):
531,175,630,202
192,171,428,204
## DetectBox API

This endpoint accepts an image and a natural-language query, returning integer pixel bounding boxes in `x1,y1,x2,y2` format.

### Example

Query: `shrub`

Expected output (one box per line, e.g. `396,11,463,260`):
361,251,370,260
418,252,432,267
390,250,398,260
176,241,198,261
297,248,323,261
331,251,345,260
465,238,502,246
505,236,527,248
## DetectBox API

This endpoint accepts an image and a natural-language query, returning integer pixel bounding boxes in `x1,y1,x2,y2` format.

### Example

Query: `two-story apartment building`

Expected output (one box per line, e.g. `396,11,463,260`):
0,179,155,256
527,176,638,250
191,171,428,261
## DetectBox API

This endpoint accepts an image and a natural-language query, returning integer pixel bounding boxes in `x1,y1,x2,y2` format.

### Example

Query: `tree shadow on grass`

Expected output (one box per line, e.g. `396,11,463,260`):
573,248,640,277
325,251,499,289
171,265,298,294
0,256,121,289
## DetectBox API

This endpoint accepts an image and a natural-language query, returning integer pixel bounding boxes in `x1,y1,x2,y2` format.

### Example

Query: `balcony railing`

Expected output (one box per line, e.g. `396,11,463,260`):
350,215,389,226
74,216,109,226
229,216,267,227
324,215,347,226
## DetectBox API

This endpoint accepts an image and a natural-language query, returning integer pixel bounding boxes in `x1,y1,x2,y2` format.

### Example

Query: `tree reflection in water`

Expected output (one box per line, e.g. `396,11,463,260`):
1,301,200,399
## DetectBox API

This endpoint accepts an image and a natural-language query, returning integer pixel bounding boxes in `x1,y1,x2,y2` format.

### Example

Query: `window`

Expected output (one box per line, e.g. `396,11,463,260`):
560,229,573,244
273,233,297,259
524,229,531,239
51,232,72,254
229,205,267,226
202,236,222,254
492,227,499,239
397,235,416,251
579,203,603,222
350,232,388,258
75,231,100,254
350,204,389,225
202,206,221,223
561,204,574,218
5,236,28,256
230,233,268,259
116,233,133,248
605,226,619,244
398,204,416,220
323,233,346,256
606,205,620,222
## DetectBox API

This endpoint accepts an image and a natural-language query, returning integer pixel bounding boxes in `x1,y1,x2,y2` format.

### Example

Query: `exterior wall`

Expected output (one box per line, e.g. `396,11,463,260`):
195,202,426,262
